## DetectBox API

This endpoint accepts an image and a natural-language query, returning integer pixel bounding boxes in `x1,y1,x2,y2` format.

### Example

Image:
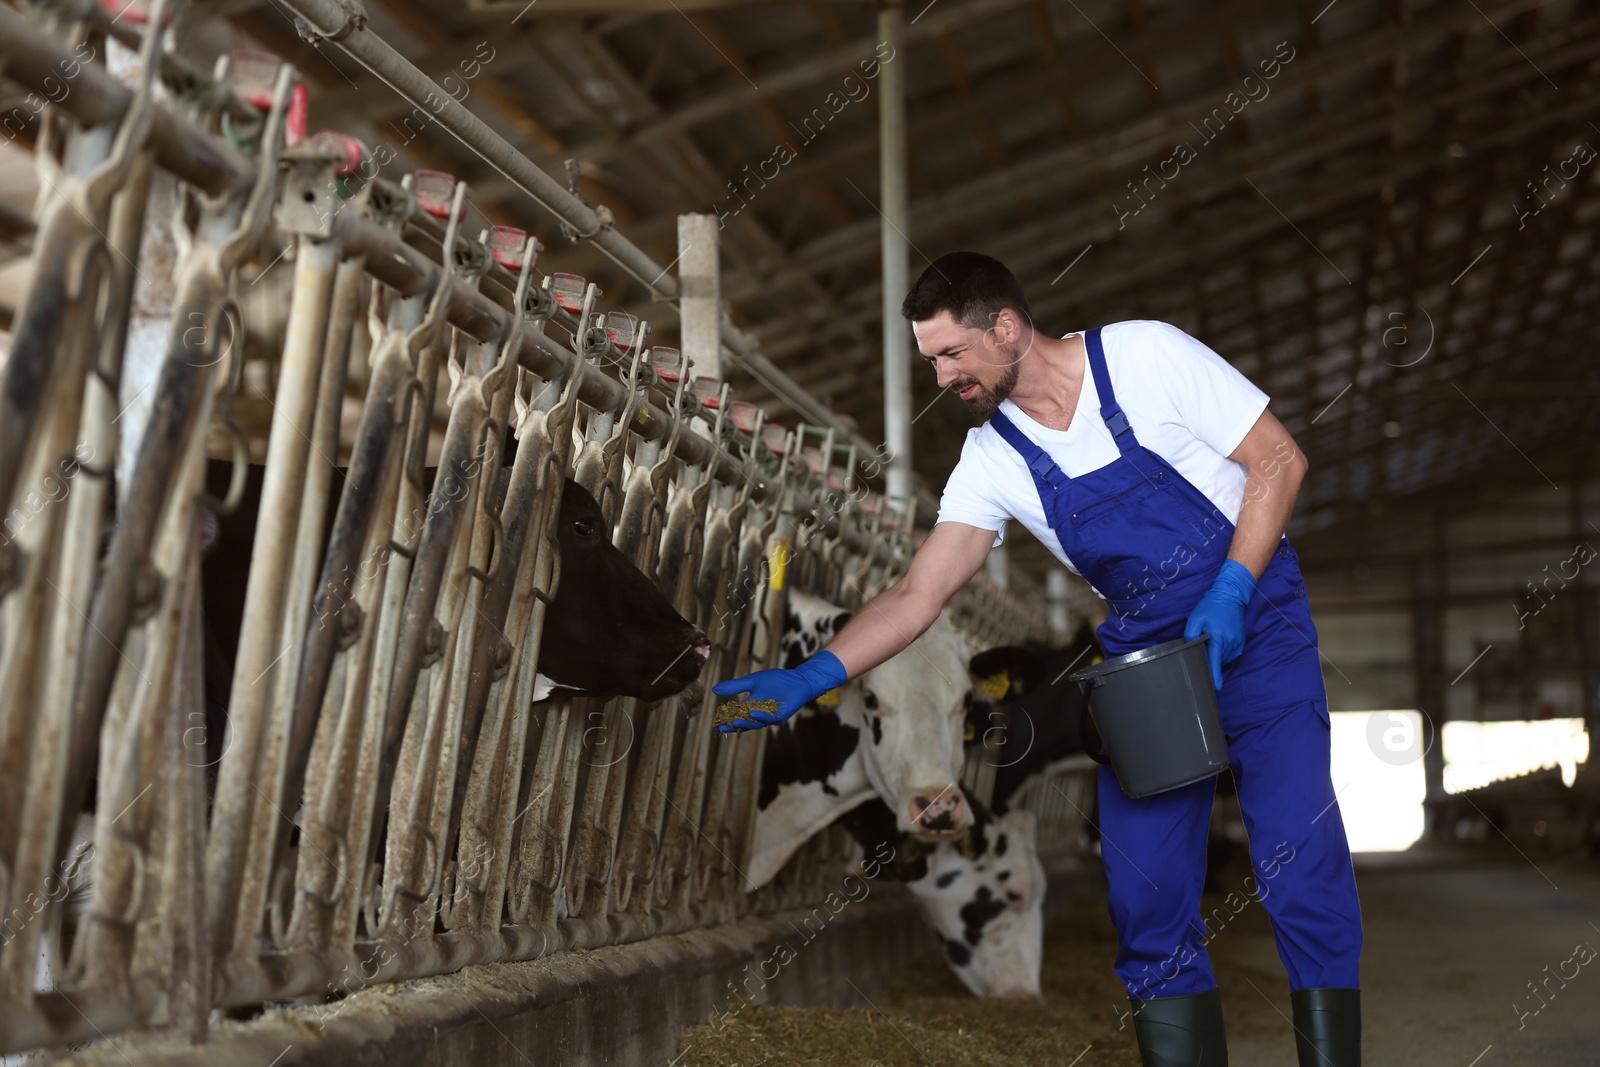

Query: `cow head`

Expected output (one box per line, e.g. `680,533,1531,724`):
535,478,710,702
911,805,1046,999
961,631,1106,813
783,592,973,840
966,628,1102,707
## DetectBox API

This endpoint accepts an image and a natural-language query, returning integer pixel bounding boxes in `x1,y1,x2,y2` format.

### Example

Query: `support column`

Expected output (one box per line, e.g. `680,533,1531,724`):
1570,471,1598,751
1412,515,1448,831
1048,569,1070,639
878,2,912,502
678,213,721,380
985,543,1009,591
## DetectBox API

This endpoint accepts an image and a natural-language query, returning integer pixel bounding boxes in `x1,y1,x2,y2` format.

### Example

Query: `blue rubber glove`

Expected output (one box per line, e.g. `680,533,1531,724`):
712,650,849,733
1183,559,1257,690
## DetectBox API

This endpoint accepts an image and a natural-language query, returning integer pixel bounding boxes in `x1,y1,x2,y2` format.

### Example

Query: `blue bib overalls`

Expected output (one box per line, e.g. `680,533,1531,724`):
987,327,1362,999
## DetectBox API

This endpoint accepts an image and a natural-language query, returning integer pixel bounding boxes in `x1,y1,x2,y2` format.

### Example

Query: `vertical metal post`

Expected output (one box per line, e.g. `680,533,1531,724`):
985,543,1009,591
678,213,721,380
1570,471,1598,745
1048,569,1070,638
1413,515,1447,823
878,2,912,500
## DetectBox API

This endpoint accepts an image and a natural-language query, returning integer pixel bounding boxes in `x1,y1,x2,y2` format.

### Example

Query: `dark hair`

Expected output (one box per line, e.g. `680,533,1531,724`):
899,252,1033,332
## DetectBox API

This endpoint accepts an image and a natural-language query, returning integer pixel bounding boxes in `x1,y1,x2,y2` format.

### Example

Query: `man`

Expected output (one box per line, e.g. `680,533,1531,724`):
713,252,1362,1066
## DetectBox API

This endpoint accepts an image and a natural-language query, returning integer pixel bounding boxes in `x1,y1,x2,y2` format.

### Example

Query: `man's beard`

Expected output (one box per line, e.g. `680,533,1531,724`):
960,352,1021,421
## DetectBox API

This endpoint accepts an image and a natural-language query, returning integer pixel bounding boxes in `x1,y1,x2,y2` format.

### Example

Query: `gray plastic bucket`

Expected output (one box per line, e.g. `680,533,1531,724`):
1070,636,1230,798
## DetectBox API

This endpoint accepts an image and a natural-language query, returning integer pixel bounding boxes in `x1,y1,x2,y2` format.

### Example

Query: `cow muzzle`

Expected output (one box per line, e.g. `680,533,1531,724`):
906,788,969,838
988,983,1041,1000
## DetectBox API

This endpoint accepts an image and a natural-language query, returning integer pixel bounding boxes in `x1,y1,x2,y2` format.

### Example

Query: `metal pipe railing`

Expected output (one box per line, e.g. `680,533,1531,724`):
0,11,1059,1056
878,3,913,503
0,5,255,197
265,0,942,518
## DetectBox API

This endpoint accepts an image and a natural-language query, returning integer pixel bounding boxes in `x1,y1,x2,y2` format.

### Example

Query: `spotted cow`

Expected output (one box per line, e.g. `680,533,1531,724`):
835,794,1045,998
746,592,1046,997
965,628,1102,813
746,591,974,889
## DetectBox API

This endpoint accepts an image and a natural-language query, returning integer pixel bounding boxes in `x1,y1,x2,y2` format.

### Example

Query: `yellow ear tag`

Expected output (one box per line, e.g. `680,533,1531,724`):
977,671,1010,700
816,688,841,707
956,833,980,860
1089,654,1103,666
963,722,975,742
767,537,790,591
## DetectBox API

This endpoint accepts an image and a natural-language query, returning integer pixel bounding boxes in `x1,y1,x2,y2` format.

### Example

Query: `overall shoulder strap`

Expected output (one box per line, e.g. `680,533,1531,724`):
1086,326,1138,455
988,408,1068,490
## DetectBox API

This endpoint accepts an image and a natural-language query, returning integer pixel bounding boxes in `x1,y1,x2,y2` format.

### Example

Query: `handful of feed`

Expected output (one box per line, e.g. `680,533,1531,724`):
713,697,780,729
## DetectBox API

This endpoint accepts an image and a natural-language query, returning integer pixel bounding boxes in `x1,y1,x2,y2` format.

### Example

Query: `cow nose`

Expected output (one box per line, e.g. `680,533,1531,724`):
991,985,1039,1000
693,641,711,662
907,790,968,837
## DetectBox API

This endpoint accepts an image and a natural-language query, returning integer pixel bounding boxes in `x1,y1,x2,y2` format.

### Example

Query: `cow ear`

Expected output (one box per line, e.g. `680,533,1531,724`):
968,645,1046,698
968,647,1022,699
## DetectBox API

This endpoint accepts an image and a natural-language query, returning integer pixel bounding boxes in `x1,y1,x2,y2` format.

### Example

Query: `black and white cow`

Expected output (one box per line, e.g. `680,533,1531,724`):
965,629,1102,813
835,795,1046,999
969,633,1246,885
747,591,973,888
747,591,1046,997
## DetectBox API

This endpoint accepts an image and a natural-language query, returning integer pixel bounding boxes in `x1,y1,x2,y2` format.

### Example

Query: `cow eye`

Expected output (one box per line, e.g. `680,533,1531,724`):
862,691,879,710
572,518,596,537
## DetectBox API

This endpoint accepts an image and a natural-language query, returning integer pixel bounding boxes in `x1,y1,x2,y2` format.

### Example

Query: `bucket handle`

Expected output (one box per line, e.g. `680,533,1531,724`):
1070,672,1112,765
1079,709,1110,766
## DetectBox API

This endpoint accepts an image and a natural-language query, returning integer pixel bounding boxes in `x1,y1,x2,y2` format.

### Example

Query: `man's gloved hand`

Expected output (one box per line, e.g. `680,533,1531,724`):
1183,559,1257,690
712,650,849,733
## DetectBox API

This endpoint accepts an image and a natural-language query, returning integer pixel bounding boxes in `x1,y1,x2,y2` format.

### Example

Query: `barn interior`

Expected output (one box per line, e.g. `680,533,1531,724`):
0,0,1597,1063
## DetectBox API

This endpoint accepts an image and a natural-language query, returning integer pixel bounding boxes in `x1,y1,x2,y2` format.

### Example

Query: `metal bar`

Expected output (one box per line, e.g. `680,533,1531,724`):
209,229,340,961
267,0,912,507
329,207,762,493
678,214,721,380
0,6,256,197
446,244,925,587
0,5,923,522
274,252,365,854
878,2,911,503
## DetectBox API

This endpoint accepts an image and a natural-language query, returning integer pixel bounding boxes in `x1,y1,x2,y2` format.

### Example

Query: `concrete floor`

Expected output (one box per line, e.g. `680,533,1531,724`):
1208,844,1600,1067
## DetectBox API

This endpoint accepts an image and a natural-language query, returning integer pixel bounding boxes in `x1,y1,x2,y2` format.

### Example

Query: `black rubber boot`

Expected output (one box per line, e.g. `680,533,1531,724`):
1290,987,1361,1067
1129,988,1228,1067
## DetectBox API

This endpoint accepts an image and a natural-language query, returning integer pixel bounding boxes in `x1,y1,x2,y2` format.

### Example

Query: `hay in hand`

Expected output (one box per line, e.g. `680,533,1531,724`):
713,697,779,728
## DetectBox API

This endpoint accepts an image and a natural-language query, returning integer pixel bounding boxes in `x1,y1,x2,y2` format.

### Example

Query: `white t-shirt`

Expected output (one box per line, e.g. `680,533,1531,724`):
936,320,1269,582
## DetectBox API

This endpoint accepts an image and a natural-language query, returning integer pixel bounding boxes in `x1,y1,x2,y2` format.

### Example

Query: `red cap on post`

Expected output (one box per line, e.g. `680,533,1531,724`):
488,226,532,270
760,424,787,456
228,50,283,111
692,376,723,410
728,401,759,435
413,170,461,219
309,130,365,176
549,273,588,314
605,311,640,350
650,347,684,383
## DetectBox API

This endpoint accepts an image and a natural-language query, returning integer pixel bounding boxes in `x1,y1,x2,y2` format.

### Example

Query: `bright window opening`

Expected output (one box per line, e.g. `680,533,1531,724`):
1442,719,1590,793
1328,711,1427,853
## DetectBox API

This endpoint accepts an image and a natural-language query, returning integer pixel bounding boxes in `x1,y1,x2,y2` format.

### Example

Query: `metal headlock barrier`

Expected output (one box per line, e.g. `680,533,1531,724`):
0,2,1086,1055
